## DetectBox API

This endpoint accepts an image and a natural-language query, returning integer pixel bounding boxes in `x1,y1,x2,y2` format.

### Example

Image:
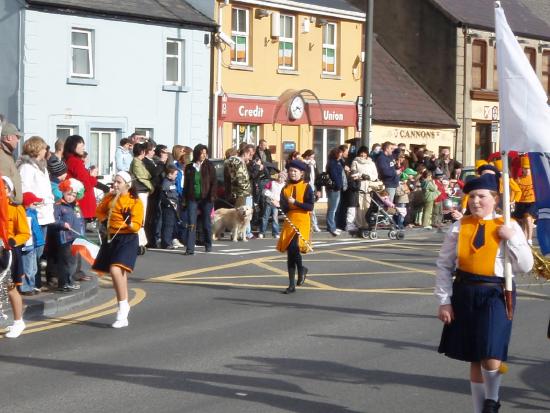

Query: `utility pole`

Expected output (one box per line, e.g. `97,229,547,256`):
361,0,374,149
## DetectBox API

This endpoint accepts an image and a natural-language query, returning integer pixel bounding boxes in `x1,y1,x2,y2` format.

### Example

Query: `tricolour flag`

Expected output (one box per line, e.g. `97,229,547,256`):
0,178,9,248
495,2,550,153
71,238,100,265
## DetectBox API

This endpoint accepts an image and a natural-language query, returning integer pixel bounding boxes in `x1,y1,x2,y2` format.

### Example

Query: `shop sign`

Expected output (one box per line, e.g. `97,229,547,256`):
393,129,440,139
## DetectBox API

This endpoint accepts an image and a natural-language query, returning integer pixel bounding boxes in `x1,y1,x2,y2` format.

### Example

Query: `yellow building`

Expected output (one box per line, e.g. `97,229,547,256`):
211,0,365,169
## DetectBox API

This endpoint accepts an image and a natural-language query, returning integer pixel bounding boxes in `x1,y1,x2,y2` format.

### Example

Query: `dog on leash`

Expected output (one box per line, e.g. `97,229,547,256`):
212,206,253,242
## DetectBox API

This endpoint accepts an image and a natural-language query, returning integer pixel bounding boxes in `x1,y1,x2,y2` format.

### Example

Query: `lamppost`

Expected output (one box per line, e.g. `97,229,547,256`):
361,0,374,149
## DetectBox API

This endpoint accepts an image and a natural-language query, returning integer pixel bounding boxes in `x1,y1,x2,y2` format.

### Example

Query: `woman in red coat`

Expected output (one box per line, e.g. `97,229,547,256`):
63,135,98,220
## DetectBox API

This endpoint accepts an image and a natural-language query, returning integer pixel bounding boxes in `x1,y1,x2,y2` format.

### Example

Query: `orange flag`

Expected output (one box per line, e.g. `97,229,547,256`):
0,178,9,248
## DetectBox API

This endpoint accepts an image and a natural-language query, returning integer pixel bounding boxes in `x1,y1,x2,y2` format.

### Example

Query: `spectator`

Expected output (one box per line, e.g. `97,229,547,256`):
115,137,133,172
351,146,379,231
421,170,439,229
326,147,344,236
255,139,273,164
375,141,399,202
394,179,410,230
369,143,382,161
143,143,167,247
302,149,321,232
432,170,448,231
47,157,68,202
20,192,46,295
49,138,66,164
17,136,56,291
63,135,98,220
0,123,23,204
285,151,301,171
129,142,153,250
223,148,239,204
226,144,253,208
183,144,217,255
434,148,462,179
159,165,181,249
52,178,85,292
260,171,286,239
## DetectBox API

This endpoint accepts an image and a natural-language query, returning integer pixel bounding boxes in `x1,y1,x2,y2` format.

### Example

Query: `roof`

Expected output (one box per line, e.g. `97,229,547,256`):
233,0,364,20
429,0,550,40
25,0,217,30
296,0,363,14
372,39,458,128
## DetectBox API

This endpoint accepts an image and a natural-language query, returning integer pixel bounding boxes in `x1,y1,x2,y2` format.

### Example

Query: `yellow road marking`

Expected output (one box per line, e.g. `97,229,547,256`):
173,270,417,281
1,288,146,337
254,260,334,289
328,250,436,276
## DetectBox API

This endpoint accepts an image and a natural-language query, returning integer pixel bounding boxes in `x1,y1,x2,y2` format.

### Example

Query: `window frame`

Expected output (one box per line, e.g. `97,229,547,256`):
70,28,94,78
542,50,550,95
322,22,337,75
278,14,296,70
165,38,185,86
524,46,537,71
471,40,487,90
231,7,250,66
56,125,78,140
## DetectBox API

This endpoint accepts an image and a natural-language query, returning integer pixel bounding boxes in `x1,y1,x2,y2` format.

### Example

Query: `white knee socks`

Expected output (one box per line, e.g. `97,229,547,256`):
112,300,130,328
481,367,502,402
470,381,485,413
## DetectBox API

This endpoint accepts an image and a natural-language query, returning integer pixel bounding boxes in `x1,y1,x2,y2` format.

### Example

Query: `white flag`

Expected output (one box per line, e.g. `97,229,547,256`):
495,1,550,153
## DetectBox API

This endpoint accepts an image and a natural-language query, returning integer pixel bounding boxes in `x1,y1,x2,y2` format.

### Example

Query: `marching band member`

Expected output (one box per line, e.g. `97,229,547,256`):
93,171,143,328
435,173,533,413
276,160,313,294
513,156,537,245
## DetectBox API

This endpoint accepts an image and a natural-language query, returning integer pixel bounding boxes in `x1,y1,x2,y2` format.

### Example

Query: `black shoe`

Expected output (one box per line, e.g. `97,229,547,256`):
184,251,194,256
284,286,296,294
297,267,308,286
482,399,501,413
205,246,212,253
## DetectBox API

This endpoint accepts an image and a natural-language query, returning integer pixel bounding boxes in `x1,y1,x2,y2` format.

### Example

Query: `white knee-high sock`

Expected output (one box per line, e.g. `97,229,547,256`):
117,300,130,320
481,367,502,401
470,382,485,413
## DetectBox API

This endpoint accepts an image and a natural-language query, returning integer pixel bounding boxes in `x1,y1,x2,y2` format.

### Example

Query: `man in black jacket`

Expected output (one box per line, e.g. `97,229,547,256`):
375,141,399,202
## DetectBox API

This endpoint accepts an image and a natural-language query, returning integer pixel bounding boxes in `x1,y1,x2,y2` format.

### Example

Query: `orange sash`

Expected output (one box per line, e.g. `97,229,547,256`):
457,215,504,276
276,181,311,253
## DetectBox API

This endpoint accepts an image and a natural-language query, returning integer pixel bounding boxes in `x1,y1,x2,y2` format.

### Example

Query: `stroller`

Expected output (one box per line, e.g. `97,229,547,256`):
361,190,405,240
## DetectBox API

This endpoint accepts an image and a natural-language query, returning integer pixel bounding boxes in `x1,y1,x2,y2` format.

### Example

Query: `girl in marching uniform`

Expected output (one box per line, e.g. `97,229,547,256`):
276,160,314,294
93,171,143,328
435,173,533,413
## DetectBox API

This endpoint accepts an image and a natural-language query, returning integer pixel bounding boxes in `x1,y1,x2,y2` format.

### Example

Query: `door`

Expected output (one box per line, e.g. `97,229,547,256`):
313,127,344,200
475,123,492,162
89,130,117,179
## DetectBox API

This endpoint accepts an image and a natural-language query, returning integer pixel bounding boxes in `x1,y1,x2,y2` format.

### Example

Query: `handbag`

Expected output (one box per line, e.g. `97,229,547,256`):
315,172,334,189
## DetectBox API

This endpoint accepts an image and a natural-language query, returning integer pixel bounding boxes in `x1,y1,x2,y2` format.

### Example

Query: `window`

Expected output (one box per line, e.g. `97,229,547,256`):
135,128,154,140
493,46,499,91
543,51,550,95
56,125,78,140
471,40,487,89
475,123,493,161
71,28,94,78
524,47,536,71
322,23,337,74
233,124,259,148
278,15,295,69
313,128,344,199
165,39,184,86
231,8,249,65
89,130,117,176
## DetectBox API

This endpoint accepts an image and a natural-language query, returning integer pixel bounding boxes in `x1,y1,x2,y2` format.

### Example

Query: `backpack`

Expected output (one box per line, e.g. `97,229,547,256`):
315,172,334,189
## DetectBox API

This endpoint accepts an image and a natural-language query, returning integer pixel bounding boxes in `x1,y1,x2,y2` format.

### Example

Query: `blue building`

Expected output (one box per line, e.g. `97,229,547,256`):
0,0,216,176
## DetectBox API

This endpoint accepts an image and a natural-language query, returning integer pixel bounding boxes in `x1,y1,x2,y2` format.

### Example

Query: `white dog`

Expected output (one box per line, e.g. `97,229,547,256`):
212,206,253,242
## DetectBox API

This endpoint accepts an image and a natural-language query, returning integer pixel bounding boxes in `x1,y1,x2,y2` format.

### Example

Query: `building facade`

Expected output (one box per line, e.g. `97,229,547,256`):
0,0,215,177
210,0,365,170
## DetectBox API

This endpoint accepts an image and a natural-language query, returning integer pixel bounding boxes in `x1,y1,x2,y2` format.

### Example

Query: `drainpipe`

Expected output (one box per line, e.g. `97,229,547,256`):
211,2,225,158
18,7,26,144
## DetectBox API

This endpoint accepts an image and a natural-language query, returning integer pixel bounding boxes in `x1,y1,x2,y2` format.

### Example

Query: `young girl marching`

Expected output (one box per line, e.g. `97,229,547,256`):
435,174,533,413
92,171,143,328
1,176,31,338
276,160,314,294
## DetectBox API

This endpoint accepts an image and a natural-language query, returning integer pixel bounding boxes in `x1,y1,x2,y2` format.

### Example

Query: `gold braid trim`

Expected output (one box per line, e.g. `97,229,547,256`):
532,248,550,280
106,192,121,243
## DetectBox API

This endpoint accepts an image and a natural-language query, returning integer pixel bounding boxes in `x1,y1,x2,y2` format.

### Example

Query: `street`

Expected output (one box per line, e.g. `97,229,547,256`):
2,232,550,413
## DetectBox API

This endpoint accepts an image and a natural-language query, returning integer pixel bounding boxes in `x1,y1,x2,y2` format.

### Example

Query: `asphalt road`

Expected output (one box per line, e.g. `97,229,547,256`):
2,231,550,413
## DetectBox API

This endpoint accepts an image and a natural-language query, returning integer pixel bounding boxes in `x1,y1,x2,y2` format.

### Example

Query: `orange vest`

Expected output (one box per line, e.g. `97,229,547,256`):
515,174,535,203
276,181,311,253
457,215,504,276
96,192,144,235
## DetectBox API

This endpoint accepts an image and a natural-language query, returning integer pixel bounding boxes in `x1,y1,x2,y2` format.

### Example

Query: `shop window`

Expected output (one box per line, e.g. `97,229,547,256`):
233,124,260,148
278,15,295,69
165,39,185,86
472,40,487,90
493,46,498,91
524,47,536,71
231,7,249,65
322,23,337,74
56,125,78,140
475,123,493,162
543,51,550,95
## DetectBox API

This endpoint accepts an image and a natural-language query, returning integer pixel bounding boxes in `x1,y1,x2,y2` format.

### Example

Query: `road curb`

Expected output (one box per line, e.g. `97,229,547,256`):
17,277,99,320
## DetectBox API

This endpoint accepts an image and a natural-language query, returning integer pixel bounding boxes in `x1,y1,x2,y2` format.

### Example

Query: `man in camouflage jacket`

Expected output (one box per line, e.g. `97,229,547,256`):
226,144,255,207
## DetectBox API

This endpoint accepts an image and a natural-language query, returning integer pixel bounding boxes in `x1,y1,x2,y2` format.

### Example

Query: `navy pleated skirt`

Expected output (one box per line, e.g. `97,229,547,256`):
438,274,516,362
92,233,139,274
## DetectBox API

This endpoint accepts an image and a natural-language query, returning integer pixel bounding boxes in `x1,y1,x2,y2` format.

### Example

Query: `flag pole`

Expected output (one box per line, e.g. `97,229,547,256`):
501,150,514,320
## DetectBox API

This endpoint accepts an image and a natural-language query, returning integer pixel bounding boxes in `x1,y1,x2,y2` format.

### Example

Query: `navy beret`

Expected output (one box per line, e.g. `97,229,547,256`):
463,173,499,194
287,159,308,172
476,164,501,179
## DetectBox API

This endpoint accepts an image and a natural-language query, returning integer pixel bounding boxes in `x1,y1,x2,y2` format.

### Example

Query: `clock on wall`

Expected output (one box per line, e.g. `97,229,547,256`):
289,96,305,120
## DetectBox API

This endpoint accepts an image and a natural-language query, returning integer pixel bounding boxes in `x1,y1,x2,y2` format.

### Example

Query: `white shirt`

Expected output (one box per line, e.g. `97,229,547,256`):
434,215,533,305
